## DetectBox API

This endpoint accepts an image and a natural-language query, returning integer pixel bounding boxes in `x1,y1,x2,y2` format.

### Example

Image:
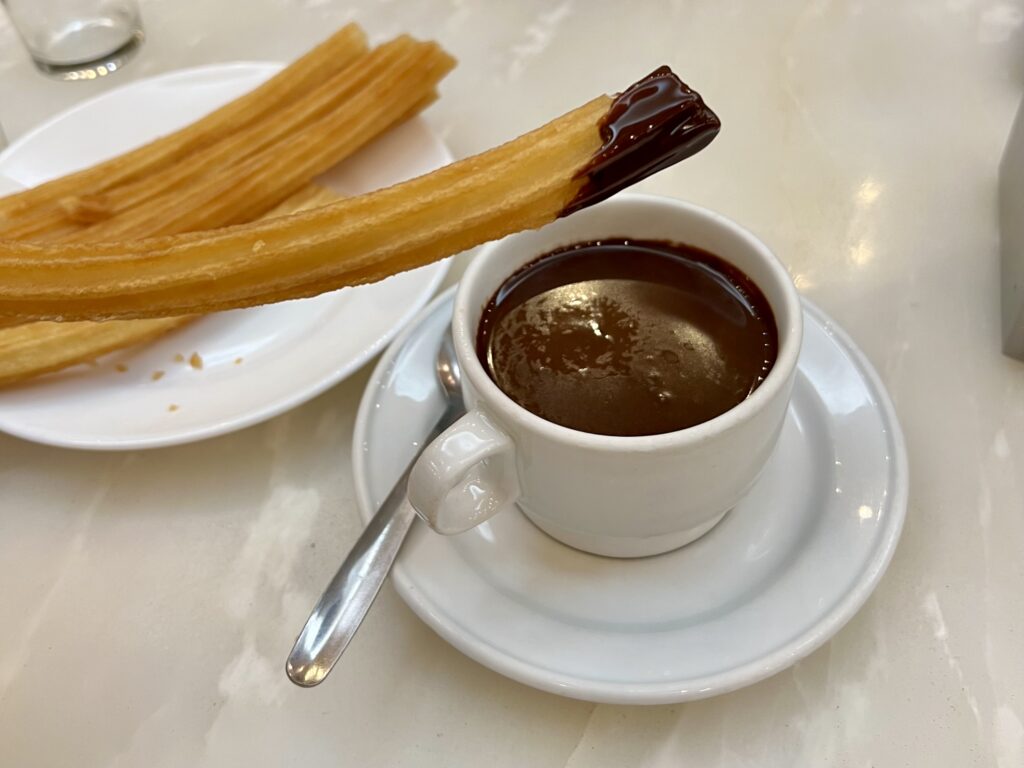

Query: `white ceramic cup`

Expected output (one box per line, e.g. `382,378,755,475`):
408,194,803,557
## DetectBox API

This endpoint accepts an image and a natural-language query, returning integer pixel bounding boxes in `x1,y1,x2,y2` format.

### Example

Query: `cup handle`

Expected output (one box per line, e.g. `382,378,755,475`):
408,409,520,535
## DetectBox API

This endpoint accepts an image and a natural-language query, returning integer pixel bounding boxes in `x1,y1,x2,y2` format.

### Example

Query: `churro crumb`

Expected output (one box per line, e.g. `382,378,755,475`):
189,352,203,370
252,239,266,253
234,357,244,365
151,370,165,381
173,353,185,363
168,404,179,412
115,363,128,373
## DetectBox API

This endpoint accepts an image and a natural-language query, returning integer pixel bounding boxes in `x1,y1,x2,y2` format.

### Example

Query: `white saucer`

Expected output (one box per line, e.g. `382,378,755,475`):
353,287,908,704
0,63,450,450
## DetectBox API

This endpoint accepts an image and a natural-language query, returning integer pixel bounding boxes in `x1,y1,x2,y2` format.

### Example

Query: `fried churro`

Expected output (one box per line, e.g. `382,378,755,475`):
0,30,454,385
78,39,452,239
0,68,720,323
43,35,445,240
0,187,342,386
0,24,367,227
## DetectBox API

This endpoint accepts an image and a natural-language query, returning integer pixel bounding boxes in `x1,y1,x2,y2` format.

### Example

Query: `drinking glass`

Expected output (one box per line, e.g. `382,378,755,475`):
2,0,143,79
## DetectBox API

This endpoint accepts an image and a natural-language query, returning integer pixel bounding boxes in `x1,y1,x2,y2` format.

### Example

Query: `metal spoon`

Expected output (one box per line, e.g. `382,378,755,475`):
286,328,464,687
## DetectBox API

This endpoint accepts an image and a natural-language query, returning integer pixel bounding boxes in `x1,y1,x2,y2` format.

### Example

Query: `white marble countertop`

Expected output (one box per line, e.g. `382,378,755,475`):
1,1,1023,765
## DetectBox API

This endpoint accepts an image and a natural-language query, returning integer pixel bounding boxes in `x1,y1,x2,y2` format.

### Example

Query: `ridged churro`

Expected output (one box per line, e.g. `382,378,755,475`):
0,24,367,229
0,187,339,387
0,68,718,323
0,30,452,384
78,39,451,240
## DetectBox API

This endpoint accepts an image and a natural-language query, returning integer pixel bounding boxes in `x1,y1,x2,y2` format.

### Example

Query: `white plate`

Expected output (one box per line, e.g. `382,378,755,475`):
0,63,451,450
352,288,908,705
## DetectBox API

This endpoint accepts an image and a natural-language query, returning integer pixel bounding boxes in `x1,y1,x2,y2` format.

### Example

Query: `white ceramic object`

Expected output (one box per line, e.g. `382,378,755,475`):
0,63,451,450
408,195,803,557
353,286,907,704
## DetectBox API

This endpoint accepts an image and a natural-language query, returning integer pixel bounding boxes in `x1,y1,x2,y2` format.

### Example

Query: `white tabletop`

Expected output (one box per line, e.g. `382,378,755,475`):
1,2,1023,765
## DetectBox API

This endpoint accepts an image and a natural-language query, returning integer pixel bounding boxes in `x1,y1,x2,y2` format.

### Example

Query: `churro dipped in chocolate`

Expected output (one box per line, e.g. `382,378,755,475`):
0,67,719,323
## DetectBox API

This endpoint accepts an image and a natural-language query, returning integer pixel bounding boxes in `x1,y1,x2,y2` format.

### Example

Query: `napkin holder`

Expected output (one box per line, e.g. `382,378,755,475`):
1002,98,1024,361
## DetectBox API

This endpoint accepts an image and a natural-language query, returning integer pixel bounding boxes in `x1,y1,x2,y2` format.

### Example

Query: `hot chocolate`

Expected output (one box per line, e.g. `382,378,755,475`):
476,239,778,436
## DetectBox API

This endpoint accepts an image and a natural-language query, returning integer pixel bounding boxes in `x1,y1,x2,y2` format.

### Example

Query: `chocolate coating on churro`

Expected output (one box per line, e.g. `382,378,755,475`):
563,67,720,215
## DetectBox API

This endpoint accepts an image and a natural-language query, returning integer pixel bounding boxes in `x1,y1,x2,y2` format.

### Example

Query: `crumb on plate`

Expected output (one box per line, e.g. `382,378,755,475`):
151,370,165,381
189,352,203,370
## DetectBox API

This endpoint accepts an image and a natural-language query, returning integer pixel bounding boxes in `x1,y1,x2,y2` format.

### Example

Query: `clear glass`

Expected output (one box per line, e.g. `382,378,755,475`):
3,0,143,79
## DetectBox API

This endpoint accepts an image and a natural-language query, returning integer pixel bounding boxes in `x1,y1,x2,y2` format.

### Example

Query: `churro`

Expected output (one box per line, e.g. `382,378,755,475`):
0,30,451,385
78,40,451,239
0,68,719,323
0,187,340,386
0,24,367,226
0,32,437,242
54,36,444,237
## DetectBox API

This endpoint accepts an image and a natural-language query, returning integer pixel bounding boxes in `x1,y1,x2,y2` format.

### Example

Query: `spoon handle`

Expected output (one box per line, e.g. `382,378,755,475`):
286,403,460,687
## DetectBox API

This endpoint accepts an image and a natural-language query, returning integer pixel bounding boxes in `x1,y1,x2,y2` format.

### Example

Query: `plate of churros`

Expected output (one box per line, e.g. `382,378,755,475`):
0,23,722,449
0,26,456,449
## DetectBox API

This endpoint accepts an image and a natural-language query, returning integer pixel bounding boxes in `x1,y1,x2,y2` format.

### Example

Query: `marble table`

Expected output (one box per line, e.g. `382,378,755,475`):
1,1,1022,765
